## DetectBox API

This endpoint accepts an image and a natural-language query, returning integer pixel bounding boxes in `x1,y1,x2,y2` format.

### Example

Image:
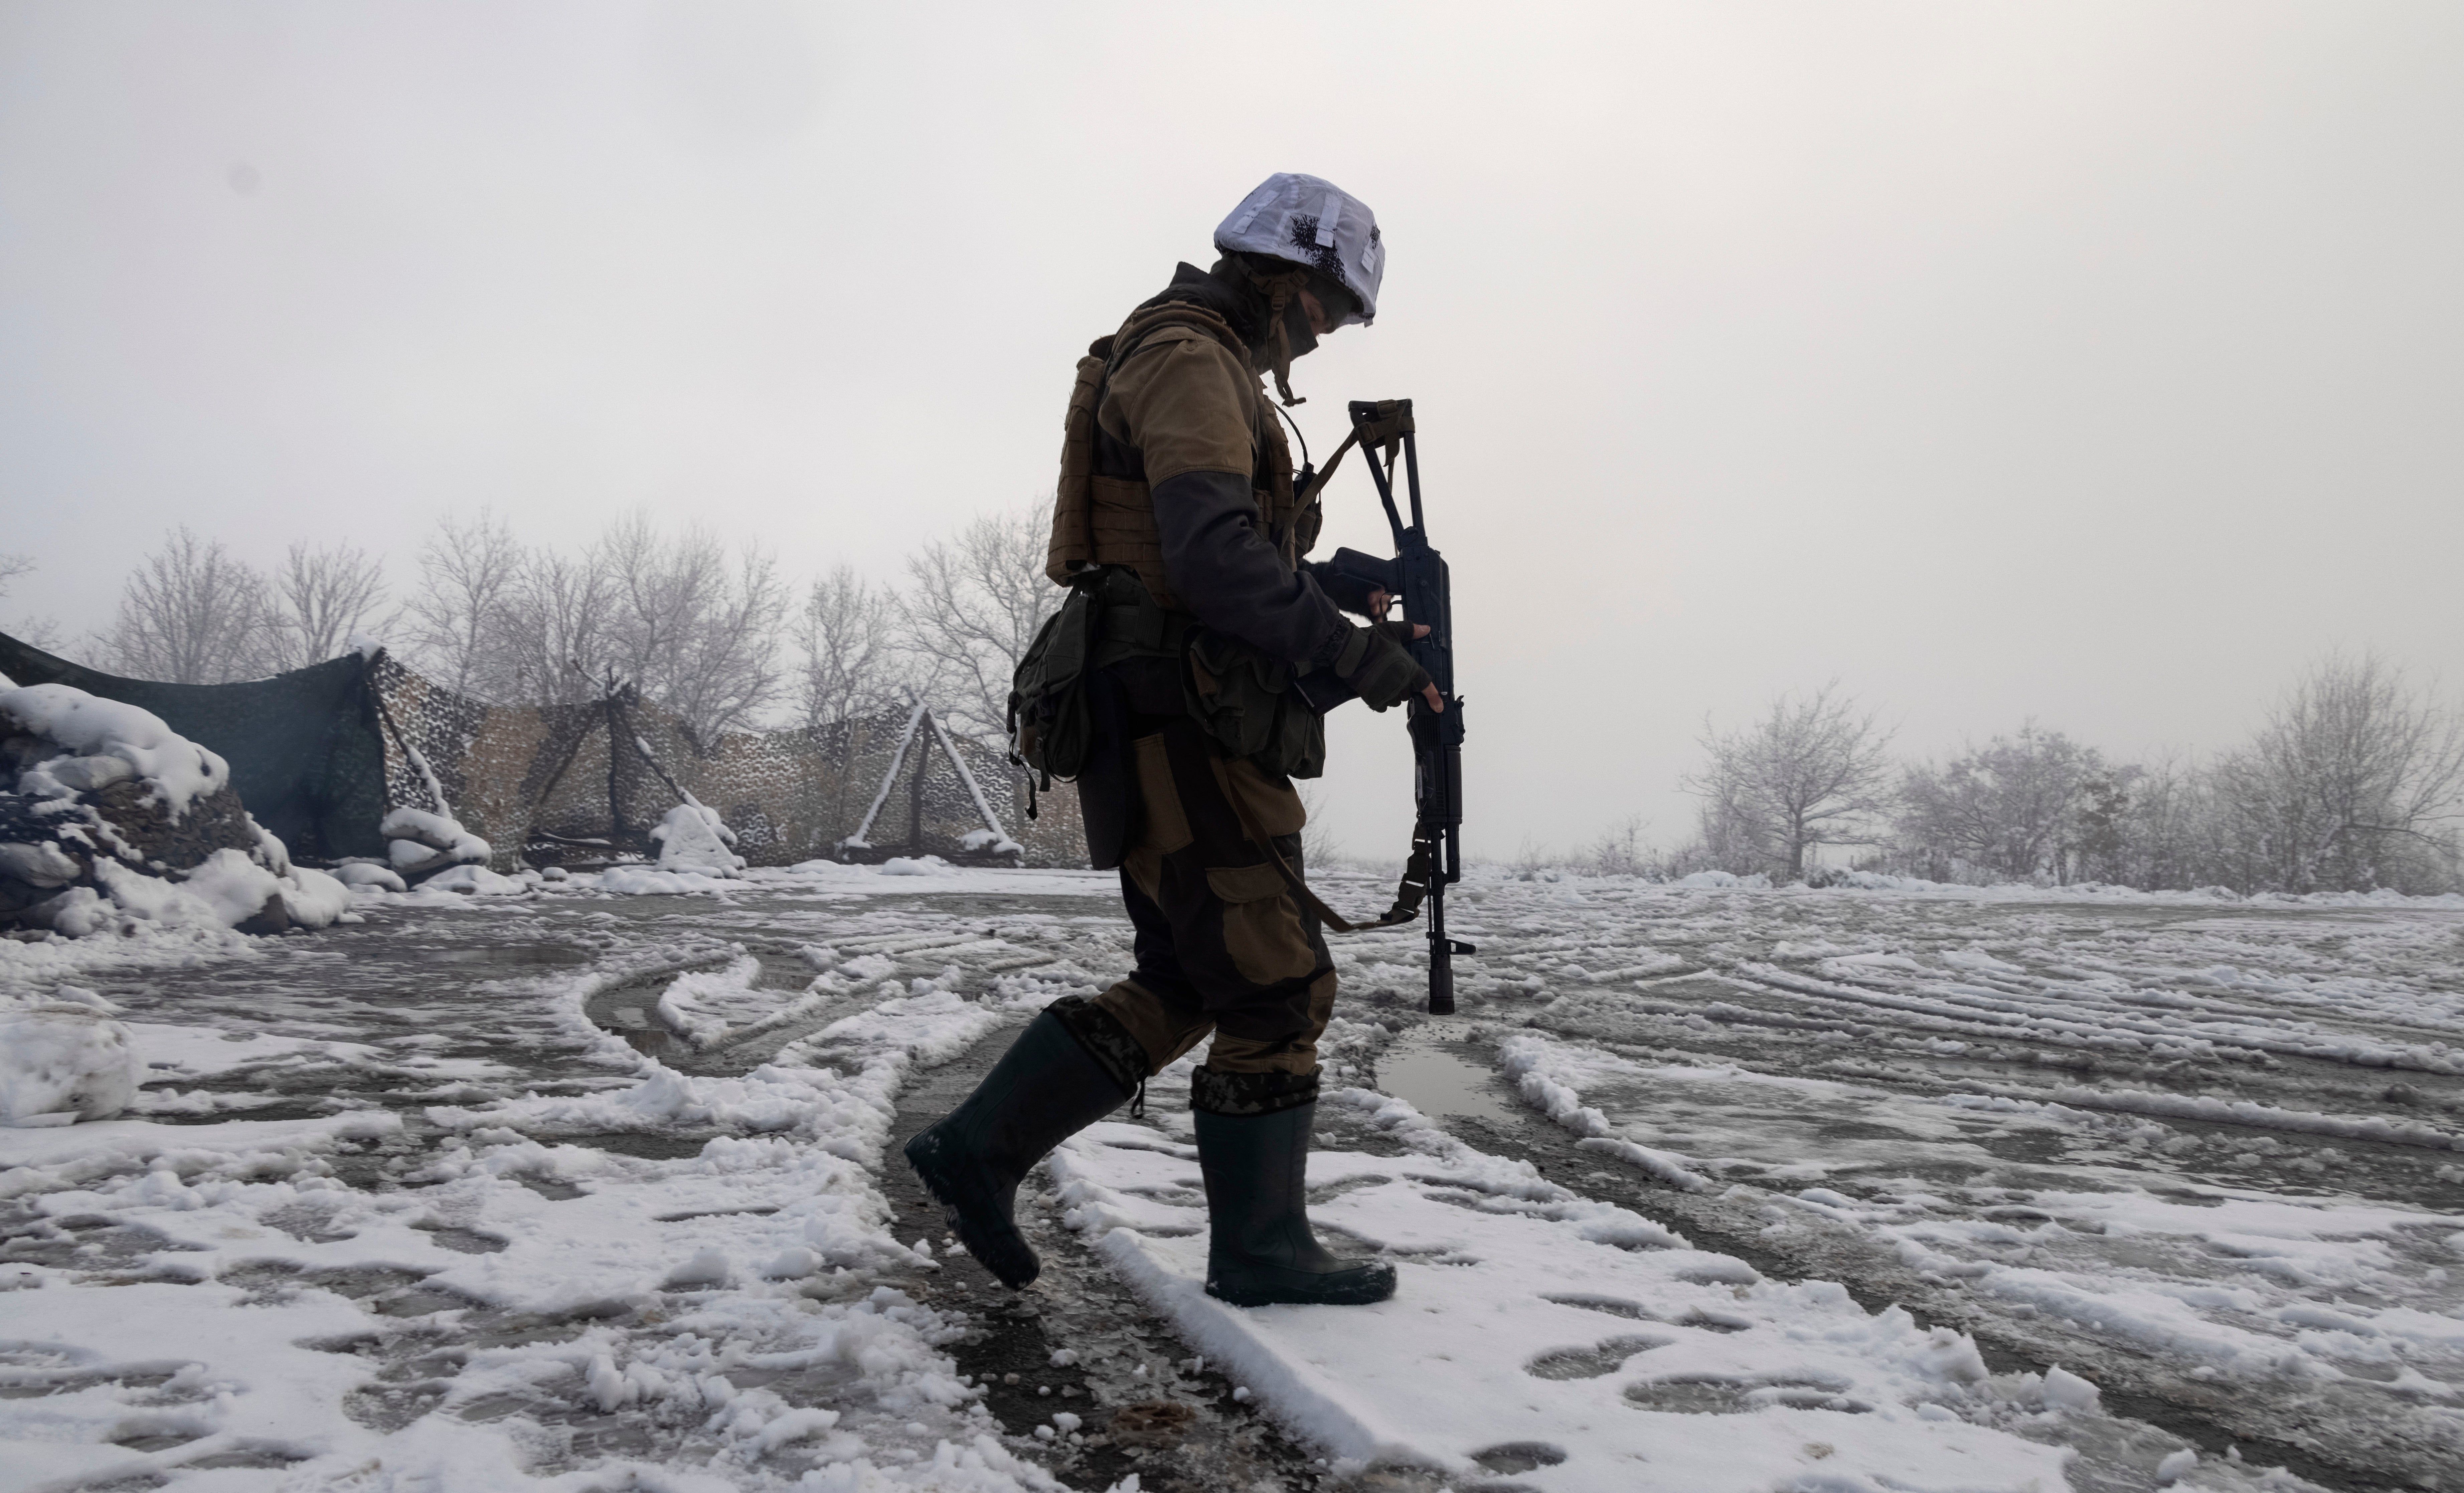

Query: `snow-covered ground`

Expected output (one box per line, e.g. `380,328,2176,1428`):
3,863,2458,1491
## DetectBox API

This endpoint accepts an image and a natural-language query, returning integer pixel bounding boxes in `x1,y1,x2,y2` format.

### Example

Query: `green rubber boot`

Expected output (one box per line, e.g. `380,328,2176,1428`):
902,1011,1132,1288
1194,1101,1398,1307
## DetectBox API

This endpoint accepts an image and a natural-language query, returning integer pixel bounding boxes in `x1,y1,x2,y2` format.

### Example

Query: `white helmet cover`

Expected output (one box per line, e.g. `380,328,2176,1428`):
1213,173,1384,326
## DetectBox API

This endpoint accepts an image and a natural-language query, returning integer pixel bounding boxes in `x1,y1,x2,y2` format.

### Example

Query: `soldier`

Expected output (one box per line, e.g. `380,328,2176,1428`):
905,173,1436,1307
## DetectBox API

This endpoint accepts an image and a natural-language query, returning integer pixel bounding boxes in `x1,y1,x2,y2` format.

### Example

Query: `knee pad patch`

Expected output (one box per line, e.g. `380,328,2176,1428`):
1190,1065,1319,1117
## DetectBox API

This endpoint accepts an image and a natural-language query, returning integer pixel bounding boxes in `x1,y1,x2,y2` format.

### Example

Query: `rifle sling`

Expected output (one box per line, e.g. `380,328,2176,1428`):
1217,400,1436,934
1294,399,1417,522
1218,782,1438,934
1295,431,1358,509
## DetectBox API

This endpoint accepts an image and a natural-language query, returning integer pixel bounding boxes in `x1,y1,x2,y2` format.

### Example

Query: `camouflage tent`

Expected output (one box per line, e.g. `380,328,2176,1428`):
0,632,1084,870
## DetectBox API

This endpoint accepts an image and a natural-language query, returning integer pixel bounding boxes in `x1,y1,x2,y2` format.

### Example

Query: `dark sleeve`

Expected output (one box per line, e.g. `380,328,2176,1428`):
1152,471,1349,665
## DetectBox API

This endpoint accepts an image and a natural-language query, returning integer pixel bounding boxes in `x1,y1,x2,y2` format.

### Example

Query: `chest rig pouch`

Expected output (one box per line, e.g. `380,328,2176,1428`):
1185,630,1326,780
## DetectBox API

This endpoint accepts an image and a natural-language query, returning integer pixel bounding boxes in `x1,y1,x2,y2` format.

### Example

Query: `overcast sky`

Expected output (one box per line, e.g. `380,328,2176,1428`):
3,1,2459,861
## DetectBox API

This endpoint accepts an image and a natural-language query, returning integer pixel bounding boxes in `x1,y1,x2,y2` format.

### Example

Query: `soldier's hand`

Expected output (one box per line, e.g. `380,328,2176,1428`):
1334,622,1438,713
1402,623,1443,711
1357,606,1444,709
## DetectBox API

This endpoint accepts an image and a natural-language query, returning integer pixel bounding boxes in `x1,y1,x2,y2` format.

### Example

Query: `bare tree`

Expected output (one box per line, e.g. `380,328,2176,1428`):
1297,780,1344,868
100,528,274,683
601,514,789,741
388,512,790,732
403,512,523,697
1683,683,1894,880
0,554,62,652
1688,763,1774,874
796,565,902,728
264,542,390,672
2070,764,2137,885
493,542,619,706
898,504,1058,741
662,543,788,741
601,512,704,694
1897,724,2099,883
1582,813,1651,876
2129,753,2233,891
2213,652,2464,894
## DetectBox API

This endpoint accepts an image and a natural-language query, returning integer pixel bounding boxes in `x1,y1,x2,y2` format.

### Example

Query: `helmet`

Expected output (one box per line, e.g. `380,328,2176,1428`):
1213,173,1384,326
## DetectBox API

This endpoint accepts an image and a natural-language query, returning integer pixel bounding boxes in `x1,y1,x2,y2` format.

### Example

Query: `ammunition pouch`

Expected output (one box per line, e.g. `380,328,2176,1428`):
1009,585,1098,784
1011,567,1194,788
1185,629,1326,781
1011,565,1326,791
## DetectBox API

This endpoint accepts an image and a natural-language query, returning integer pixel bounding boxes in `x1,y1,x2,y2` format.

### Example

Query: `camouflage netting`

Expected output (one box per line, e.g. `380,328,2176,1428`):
1,633,1085,872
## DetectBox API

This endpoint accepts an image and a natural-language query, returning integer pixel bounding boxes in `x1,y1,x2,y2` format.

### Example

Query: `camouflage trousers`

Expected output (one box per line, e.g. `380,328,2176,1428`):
1050,717,1336,1117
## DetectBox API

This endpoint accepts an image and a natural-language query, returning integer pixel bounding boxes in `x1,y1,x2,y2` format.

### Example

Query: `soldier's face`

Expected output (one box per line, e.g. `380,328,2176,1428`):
1297,289,1338,338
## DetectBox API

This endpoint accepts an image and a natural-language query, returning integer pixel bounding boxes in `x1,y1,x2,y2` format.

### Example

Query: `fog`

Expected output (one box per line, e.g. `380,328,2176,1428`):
4,1,2458,863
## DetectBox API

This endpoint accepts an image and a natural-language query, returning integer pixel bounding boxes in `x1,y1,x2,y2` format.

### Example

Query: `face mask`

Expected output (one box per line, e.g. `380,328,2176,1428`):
1281,295,1320,360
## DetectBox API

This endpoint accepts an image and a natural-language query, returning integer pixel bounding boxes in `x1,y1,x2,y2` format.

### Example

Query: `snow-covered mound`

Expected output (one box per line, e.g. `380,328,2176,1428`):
381,804,492,880
651,799,745,877
0,679,226,816
0,986,138,1125
0,681,352,937
421,862,528,895
1678,869,1773,889
330,859,408,892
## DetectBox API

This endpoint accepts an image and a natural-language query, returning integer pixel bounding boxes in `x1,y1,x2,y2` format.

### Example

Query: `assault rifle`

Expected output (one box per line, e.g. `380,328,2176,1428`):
1323,399,1473,1015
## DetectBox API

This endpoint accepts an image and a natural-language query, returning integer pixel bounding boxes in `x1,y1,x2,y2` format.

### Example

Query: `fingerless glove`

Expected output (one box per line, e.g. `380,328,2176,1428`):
1330,622,1430,712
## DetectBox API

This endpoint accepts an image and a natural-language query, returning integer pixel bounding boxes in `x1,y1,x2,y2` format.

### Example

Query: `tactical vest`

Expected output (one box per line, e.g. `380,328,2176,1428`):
1044,302,1302,612
1021,300,1329,782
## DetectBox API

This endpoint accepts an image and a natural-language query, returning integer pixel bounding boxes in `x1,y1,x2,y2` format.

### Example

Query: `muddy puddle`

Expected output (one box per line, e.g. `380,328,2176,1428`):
1376,1028,1523,1126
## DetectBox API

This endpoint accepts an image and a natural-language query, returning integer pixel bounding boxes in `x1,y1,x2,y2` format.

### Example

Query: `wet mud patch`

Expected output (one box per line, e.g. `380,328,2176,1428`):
1623,1375,1867,1415
0,1212,202,1274
1470,1441,1566,1475
410,1222,508,1254
562,1130,716,1161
